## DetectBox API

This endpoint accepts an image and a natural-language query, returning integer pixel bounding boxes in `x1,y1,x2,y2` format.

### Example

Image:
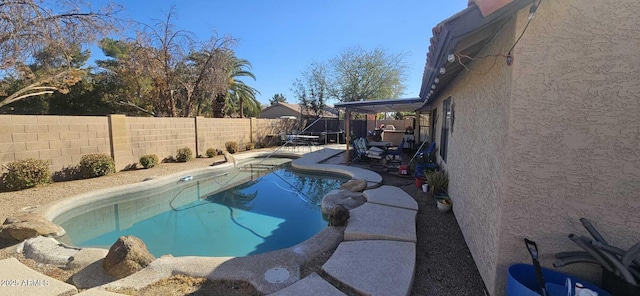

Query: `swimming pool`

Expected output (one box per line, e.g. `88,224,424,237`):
54,159,350,257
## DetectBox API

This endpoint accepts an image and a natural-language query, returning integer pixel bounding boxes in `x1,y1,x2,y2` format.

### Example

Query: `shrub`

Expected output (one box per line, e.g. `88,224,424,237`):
2,158,51,191
244,142,255,151
175,147,193,162
79,153,115,179
205,148,216,158
225,141,239,154
139,154,159,169
217,149,224,155
425,170,448,195
257,141,268,149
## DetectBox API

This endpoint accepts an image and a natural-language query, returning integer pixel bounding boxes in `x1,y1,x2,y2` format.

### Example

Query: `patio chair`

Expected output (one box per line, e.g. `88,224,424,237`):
356,137,385,167
385,138,405,169
366,146,385,167
352,137,370,163
280,132,296,151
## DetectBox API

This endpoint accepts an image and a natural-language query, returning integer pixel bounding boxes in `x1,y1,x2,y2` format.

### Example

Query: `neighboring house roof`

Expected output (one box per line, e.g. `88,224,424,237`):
261,102,338,118
418,0,535,107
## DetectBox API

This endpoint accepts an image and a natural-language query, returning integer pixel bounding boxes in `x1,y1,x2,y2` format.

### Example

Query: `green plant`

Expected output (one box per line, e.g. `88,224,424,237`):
139,154,159,169
175,147,193,162
79,153,115,178
205,148,216,158
2,159,51,191
244,142,255,151
425,170,448,195
225,141,239,154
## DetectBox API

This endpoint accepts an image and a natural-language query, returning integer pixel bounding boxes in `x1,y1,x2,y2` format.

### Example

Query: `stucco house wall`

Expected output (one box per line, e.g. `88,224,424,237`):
429,15,516,294
495,0,640,293
427,0,640,294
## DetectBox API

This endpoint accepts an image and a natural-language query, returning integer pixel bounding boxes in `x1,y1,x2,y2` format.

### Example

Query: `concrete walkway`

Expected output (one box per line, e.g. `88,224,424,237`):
320,185,417,296
271,183,419,296
0,257,77,296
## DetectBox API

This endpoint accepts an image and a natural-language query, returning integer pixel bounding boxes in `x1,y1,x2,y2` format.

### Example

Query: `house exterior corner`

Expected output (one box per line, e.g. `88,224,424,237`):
423,0,640,294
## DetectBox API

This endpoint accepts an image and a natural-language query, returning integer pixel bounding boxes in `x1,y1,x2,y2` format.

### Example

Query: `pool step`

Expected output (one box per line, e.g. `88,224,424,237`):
268,272,346,296
344,202,417,242
322,240,415,296
363,185,418,211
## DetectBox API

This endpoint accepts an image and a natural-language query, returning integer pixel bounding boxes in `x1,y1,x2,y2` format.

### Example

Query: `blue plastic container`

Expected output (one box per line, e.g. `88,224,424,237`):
507,264,611,296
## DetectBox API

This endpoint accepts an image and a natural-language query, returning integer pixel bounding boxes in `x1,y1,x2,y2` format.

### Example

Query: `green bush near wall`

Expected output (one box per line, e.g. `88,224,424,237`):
139,154,159,169
175,147,193,162
205,148,216,158
2,159,51,191
225,141,239,154
79,153,115,178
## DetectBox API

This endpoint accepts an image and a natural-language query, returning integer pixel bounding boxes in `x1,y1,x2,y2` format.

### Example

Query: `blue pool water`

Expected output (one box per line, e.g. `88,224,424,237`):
56,162,349,257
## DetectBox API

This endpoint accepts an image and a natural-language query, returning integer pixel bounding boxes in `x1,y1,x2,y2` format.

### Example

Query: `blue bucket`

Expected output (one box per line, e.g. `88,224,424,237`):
507,264,611,296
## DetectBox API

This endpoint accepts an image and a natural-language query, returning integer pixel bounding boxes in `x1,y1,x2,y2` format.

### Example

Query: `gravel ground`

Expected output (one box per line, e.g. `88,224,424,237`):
0,149,488,295
373,168,489,296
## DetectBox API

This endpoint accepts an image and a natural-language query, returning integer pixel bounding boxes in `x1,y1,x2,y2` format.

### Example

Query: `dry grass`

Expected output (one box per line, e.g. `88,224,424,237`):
107,275,259,296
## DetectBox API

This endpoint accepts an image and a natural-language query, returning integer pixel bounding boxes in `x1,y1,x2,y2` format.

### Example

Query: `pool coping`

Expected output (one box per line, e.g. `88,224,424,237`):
32,147,389,294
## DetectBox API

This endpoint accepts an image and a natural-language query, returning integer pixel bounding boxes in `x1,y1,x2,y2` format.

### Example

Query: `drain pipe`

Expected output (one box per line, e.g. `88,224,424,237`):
589,240,626,257
568,234,615,272
573,235,637,285
622,241,640,268
580,218,609,245
555,251,590,259
553,255,600,268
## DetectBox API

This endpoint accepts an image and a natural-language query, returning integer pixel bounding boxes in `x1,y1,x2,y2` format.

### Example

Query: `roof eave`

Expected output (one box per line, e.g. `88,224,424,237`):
418,0,535,110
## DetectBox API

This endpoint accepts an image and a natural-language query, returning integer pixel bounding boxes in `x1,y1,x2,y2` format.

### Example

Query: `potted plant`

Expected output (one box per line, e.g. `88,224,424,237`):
425,170,451,212
414,147,438,188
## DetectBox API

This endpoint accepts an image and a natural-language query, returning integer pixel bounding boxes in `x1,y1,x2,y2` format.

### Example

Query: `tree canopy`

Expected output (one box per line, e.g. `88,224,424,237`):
269,93,287,105
292,46,408,116
292,61,329,118
330,46,407,102
0,0,122,108
0,2,260,118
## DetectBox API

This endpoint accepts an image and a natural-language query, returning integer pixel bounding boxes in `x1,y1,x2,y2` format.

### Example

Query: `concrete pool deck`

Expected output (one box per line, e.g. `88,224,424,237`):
1,146,417,295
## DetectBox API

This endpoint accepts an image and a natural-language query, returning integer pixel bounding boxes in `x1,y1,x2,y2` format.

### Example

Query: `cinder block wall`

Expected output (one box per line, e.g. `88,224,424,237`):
1,115,297,175
253,118,298,146
121,116,196,169
195,117,251,154
0,115,111,172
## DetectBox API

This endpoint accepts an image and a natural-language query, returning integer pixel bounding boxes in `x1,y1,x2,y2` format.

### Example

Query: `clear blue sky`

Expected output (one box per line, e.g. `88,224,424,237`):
92,0,469,106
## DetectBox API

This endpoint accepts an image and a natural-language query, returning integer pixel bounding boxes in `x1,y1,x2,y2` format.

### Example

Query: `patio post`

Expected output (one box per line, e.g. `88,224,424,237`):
345,109,351,164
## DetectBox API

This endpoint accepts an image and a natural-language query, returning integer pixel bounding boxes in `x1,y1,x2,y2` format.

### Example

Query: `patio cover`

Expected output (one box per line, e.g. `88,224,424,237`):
333,97,425,164
333,97,424,114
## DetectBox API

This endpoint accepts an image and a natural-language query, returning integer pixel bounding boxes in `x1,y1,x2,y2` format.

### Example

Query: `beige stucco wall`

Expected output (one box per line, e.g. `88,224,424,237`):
0,115,111,172
494,0,640,294
427,15,516,294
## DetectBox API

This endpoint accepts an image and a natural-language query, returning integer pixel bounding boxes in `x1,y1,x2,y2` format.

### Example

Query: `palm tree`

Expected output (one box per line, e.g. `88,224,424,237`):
226,58,260,118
